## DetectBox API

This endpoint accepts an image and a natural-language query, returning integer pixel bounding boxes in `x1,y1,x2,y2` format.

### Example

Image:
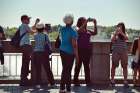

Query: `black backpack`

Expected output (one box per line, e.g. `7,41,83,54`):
10,29,27,47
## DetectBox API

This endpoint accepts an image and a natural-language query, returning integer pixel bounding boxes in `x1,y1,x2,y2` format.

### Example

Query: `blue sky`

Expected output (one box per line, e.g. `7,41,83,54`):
0,0,140,29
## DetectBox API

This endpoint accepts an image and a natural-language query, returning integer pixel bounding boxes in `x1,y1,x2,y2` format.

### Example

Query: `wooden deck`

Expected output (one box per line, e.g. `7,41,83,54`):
0,84,139,93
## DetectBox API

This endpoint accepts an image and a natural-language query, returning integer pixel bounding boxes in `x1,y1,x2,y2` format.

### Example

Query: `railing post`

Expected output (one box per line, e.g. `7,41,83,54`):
90,41,111,85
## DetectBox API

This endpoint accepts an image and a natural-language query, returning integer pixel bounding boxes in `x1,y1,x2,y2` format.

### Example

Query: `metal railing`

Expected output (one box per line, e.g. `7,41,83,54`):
0,53,85,80
0,53,133,80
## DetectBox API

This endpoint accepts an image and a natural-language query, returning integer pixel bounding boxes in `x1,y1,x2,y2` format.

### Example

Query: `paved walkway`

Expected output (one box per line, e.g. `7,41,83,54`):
0,84,140,93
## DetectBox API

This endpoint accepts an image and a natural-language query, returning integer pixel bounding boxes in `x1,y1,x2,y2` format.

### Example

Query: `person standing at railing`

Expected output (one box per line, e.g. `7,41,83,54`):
131,36,140,87
32,24,55,88
73,17,97,86
111,22,129,87
58,14,79,93
19,15,39,86
0,26,6,65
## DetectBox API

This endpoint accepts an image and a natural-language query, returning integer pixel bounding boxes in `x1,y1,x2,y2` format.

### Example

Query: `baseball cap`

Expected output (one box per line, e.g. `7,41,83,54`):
21,15,31,21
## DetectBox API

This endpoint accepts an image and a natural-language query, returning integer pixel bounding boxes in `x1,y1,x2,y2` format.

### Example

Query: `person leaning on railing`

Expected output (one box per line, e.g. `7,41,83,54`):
58,14,79,93
111,22,129,87
73,17,97,87
0,26,6,65
131,36,140,87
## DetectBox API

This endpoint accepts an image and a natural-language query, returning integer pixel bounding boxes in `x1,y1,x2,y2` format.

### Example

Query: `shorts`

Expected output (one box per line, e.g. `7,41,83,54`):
112,51,128,68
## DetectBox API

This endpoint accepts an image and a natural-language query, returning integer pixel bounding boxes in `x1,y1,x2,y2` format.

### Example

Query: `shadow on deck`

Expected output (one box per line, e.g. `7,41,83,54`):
0,84,140,93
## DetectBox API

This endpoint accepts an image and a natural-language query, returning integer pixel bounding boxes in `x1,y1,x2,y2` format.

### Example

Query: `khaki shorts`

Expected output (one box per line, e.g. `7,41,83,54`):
112,51,128,68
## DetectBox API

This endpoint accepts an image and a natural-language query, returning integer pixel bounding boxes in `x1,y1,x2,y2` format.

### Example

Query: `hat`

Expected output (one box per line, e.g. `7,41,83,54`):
21,15,31,21
36,24,44,29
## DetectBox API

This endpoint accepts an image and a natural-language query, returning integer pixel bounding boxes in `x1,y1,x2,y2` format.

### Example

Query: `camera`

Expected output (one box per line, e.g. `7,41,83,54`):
45,24,52,32
35,18,40,24
87,18,94,22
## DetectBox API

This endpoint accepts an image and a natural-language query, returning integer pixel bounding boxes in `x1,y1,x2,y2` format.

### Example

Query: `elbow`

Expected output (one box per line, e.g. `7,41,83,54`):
73,44,77,49
94,28,97,35
111,39,114,43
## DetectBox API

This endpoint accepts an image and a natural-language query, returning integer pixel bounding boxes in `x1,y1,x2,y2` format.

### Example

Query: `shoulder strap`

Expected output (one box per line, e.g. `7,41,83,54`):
19,26,28,39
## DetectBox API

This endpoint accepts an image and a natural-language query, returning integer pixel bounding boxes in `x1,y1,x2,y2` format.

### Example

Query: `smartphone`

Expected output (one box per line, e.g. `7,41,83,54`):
88,18,94,22
45,24,51,32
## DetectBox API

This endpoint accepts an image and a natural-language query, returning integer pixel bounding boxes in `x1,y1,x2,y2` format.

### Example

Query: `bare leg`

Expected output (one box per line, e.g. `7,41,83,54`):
111,65,116,81
122,66,128,82
133,68,137,85
138,68,140,85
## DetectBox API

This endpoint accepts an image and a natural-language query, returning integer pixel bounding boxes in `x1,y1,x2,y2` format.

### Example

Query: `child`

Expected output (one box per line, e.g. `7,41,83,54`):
33,24,55,87
131,36,140,87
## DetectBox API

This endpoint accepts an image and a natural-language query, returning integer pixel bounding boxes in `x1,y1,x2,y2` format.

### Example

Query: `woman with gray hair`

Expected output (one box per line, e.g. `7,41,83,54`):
58,14,79,93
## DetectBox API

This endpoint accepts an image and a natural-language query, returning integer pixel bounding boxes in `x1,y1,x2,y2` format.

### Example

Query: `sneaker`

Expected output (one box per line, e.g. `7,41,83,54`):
59,89,65,93
19,79,31,87
66,85,71,92
110,80,115,87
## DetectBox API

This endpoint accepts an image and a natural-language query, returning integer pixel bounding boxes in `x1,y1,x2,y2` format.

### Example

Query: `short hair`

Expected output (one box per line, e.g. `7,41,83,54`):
21,15,30,21
63,14,74,23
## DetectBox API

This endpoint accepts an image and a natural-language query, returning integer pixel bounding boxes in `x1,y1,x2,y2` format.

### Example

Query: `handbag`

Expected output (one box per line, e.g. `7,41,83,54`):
44,34,52,55
55,33,61,48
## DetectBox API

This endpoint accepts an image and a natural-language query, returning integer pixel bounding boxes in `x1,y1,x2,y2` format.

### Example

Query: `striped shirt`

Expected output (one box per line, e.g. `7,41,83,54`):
112,37,127,53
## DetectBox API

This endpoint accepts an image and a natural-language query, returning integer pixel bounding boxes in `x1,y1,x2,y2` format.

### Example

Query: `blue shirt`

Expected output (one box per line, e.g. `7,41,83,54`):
34,33,50,52
59,26,78,54
19,24,31,46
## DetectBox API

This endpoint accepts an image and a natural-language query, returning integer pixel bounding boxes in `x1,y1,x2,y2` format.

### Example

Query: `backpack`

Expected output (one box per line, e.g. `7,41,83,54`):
10,28,27,47
55,35,61,48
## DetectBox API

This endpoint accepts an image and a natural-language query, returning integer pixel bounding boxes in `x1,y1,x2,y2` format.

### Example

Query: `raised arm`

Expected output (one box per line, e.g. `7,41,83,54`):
30,18,40,34
119,31,129,41
88,19,97,35
111,33,117,43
